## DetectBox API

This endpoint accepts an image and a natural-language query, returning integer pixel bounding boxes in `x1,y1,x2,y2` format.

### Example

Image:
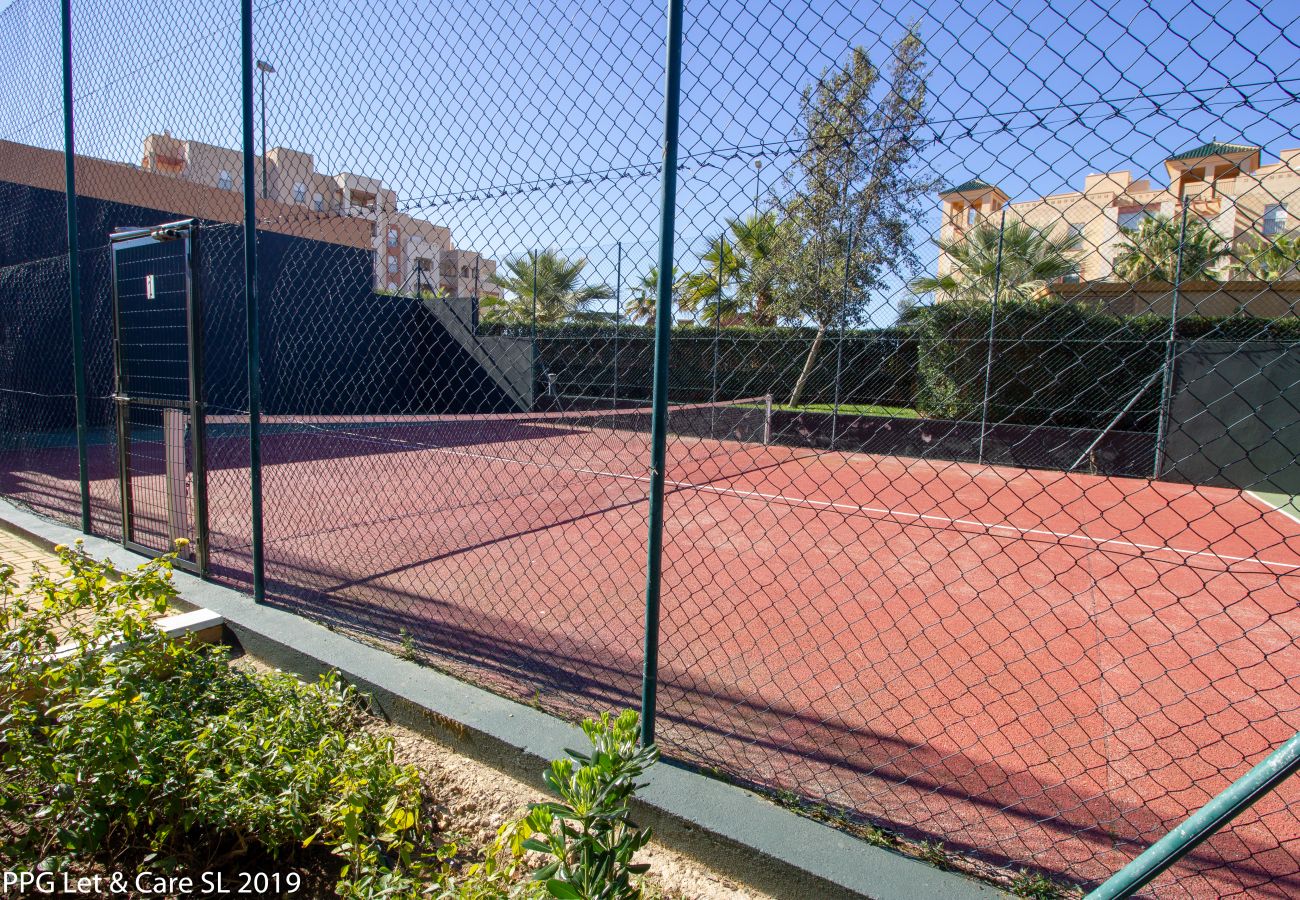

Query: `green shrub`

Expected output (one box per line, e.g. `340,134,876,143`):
0,544,431,898
0,545,661,900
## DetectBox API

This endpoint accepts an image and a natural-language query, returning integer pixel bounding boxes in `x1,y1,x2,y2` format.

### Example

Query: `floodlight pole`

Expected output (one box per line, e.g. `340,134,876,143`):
256,59,275,200
60,0,91,534
640,0,686,748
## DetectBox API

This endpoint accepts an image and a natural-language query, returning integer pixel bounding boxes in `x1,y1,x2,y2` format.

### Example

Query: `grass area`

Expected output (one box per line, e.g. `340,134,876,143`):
782,402,918,418
740,401,919,418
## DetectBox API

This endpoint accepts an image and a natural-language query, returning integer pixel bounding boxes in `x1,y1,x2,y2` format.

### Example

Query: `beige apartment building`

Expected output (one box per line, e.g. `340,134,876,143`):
140,131,497,298
937,140,1300,315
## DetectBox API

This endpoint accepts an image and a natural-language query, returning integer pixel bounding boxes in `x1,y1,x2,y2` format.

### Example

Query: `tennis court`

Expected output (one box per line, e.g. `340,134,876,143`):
6,397,1297,894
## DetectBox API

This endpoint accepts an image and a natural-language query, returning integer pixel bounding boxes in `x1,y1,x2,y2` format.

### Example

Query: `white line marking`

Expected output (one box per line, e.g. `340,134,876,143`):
1247,490,1300,528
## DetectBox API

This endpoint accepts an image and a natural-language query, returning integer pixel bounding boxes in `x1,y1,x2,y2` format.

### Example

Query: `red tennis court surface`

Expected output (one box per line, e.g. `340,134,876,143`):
4,413,1299,896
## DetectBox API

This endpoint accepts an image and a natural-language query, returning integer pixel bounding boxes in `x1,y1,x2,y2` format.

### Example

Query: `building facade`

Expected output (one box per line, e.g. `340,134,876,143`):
938,141,1300,291
140,131,496,298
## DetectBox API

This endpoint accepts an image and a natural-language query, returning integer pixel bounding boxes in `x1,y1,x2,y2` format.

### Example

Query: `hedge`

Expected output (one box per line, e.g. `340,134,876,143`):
481,310,1300,430
482,322,917,407
907,301,1300,429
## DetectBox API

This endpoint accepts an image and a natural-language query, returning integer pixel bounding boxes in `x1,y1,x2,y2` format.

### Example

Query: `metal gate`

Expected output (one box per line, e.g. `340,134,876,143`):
109,220,208,573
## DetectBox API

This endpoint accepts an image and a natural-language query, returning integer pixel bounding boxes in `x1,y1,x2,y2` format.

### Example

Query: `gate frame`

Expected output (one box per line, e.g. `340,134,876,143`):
108,219,209,574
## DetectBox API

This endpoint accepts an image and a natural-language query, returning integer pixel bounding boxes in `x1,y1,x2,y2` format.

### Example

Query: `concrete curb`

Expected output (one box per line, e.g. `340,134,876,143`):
0,499,1010,900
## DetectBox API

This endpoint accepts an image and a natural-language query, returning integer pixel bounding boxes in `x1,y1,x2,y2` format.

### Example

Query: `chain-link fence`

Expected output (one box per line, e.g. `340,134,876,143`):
2,0,1299,895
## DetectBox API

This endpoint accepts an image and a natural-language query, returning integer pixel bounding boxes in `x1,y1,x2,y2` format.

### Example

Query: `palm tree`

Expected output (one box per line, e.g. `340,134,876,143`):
680,211,780,324
1111,215,1228,282
680,237,744,324
624,265,681,324
910,221,1081,304
731,211,780,325
487,249,613,324
1235,234,1300,282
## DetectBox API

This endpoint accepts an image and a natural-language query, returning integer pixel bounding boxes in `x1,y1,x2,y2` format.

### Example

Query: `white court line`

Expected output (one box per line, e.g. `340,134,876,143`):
292,422,1300,574
1248,489,1300,528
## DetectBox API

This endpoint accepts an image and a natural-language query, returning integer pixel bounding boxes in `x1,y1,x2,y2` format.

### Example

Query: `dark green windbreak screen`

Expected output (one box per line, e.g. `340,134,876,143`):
1164,341,1300,495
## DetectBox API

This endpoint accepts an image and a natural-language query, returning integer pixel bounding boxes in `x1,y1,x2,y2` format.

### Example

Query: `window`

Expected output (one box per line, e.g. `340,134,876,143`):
1062,265,1081,285
217,169,233,191
415,257,432,272
292,182,307,203
387,282,397,291
387,228,398,248
966,207,976,226
1067,223,1085,241
1263,204,1288,236
387,257,398,274
1117,208,1150,231
460,265,469,278
312,193,324,211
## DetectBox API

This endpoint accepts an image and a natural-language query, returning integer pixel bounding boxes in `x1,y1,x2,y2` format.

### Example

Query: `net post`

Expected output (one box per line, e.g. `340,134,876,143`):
1152,196,1190,480
241,0,265,601
60,0,91,534
640,0,685,749
763,393,772,446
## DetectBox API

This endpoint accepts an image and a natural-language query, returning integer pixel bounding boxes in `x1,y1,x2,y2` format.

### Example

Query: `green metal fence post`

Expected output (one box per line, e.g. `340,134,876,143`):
241,0,265,600
977,209,1006,465
640,0,686,748
60,0,91,535
531,249,539,401
613,240,622,405
1086,728,1300,899
1152,196,1190,480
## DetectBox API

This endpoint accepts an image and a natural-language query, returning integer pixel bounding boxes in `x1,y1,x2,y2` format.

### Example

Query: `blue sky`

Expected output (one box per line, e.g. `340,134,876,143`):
2,0,1297,322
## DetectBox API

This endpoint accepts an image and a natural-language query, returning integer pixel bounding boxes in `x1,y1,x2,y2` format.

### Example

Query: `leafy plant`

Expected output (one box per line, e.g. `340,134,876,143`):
1234,234,1300,281
487,250,614,324
910,221,1082,304
1009,868,1071,899
2,546,667,900
0,544,433,898
1111,214,1228,282
521,710,659,900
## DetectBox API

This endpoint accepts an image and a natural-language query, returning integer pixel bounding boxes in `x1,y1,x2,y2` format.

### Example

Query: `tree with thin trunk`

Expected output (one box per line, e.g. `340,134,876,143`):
768,30,933,407
484,249,613,324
